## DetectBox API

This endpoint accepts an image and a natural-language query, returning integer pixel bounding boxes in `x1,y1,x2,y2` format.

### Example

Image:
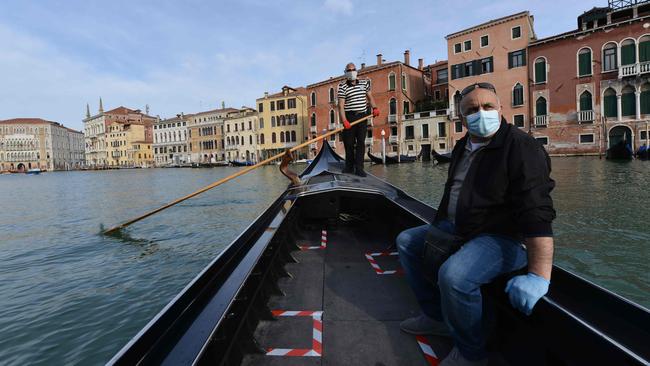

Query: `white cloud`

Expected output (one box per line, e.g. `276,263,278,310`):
324,0,353,15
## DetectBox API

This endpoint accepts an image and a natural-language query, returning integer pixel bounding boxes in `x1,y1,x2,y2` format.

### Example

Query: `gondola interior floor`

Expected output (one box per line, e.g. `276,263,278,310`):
242,223,453,366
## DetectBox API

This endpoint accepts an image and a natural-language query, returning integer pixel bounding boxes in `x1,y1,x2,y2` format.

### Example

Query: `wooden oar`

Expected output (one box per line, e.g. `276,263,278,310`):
102,114,372,235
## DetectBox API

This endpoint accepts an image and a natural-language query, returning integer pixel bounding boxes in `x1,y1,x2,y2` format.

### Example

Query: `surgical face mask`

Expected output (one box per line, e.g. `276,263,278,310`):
465,109,500,137
345,70,357,81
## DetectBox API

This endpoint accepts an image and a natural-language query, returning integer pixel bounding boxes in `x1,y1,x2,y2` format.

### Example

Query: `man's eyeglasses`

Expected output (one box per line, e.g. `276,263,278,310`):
460,82,496,98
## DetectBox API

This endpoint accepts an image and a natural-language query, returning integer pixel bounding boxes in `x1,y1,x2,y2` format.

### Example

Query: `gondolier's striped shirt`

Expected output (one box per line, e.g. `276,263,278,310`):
337,79,371,112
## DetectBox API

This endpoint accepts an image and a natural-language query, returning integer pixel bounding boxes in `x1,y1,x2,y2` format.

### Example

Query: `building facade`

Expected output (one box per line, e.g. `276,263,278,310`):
224,107,259,162
256,86,308,160
528,2,650,155
0,118,84,172
306,51,428,158
446,12,536,145
401,110,453,160
106,122,154,168
153,113,191,166
188,107,236,163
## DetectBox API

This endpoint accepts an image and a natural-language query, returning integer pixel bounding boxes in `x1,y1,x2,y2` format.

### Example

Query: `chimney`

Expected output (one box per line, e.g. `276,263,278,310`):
376,53,383,66
404,50,410,66
361,62,366,69
181,112,184,119
418,58,424,70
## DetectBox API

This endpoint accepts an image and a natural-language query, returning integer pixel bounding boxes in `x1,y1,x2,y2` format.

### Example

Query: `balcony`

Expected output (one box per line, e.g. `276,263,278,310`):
619,61,650,78
534,115,548,127
365,137,373,145
328,123,336,130
577,110,594,124
388,115,397,124
282,142,297,148
310,126,317,133
389,135,398,144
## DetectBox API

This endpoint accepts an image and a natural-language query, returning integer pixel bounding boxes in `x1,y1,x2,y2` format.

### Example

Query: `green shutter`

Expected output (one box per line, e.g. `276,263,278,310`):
621,92,635,116
536,98,547,116
579,93,592,111
579,52,591,76
621,44,636,65
641,90,650,114
389,75,395,90
604,95,617,117
535,61,546,82
640,41,650,63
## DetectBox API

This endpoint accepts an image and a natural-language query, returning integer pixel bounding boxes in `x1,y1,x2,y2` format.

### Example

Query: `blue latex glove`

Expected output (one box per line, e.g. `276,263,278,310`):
505,273,550,316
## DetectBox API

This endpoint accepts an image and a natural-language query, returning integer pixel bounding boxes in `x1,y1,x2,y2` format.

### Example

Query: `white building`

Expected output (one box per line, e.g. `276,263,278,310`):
224,107,259,162
399,110,453,158
83,100,107,167
153,113,191,166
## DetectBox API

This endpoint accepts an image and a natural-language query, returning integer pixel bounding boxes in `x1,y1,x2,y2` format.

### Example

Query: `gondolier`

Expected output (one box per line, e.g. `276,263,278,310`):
396,82,556,366
338,62,379,177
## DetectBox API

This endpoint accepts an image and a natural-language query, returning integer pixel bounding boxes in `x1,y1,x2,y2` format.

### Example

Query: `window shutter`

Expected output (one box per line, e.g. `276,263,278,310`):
641,90,650,114
535,61,546,82
604,95,617,117
521,49,527,66
579,52,591,76
579,93,592,111
473,60,481,75
621,44,636,65
622,92,636,116
508,52,513,69
640,41,650,63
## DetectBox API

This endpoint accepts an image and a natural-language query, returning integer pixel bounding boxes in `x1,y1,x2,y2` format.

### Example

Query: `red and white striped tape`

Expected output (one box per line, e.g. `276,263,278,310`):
415,335,439,366
364,251,404,275
300,229,327,250
266,310,323,357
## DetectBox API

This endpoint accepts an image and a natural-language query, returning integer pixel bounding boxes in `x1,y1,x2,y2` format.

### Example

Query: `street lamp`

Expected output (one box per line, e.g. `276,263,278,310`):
381,129,386,165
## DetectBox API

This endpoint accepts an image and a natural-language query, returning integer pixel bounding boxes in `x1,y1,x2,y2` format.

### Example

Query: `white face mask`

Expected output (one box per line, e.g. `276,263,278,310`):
345,70,357,81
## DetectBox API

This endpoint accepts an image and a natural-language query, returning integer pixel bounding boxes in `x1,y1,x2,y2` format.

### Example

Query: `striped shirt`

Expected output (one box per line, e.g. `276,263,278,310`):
337,79,371,112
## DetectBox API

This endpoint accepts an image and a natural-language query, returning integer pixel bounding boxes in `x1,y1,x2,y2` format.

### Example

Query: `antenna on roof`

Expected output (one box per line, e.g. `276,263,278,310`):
222,101,225,109
145,104,150,115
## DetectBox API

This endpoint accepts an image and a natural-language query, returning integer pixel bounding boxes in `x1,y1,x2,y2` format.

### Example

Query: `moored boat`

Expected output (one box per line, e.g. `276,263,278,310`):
368,151,417,164
26,168,41,175
432,148,452,164
230,160,256,167
109,142,650,366
637,145,649,160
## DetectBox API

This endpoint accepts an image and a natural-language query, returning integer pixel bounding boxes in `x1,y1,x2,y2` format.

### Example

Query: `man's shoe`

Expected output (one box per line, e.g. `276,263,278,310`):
342,167,354,174
354,170,367,177
399,314,450,336
439,347,487,366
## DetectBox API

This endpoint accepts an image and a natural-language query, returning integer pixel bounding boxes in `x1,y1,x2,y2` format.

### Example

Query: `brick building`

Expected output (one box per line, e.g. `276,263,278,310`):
528,1,650,155
188,107,237,163
306,51,428,157
446,12,536,145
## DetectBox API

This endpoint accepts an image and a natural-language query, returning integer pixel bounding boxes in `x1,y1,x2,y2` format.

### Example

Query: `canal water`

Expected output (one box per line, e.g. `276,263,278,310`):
0,158,648,365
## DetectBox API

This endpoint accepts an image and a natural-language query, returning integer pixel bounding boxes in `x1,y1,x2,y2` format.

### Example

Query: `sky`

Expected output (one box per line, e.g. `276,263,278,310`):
0,0,601,131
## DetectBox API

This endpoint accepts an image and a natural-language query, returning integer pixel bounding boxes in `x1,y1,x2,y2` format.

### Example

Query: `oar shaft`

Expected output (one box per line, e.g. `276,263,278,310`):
103,115,371,234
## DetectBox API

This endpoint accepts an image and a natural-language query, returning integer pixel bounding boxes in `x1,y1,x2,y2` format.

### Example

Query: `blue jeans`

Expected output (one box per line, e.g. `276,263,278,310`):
396,221,527,360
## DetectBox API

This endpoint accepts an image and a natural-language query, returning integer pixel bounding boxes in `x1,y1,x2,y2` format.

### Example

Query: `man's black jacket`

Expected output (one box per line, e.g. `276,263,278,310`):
434,119,556,241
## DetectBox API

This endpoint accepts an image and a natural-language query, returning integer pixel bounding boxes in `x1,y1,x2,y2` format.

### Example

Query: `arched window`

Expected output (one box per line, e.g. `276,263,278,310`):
640,35,650,63
329,109,335,124
513,83,524,106
578,48,592,77
272,132,277,143
579,91,593,111
603,88,617,118
249,135,253,144
401,73,407,90
388,72,396,91
280,132,285,142
534,58,547,83
311,113,316,126
291,131,296,142
260,133,265,144
285,131,290,142
280,116,285,126
271,116,276,127
329,87,335,102
389,98,397,115
621,85,636,116
641,83,650,114
310,92,316,106
621,39,636,66
603,42,618,71
535,97,547,116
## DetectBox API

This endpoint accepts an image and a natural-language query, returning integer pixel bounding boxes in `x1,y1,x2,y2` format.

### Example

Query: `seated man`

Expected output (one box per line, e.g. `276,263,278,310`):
396,83,556,366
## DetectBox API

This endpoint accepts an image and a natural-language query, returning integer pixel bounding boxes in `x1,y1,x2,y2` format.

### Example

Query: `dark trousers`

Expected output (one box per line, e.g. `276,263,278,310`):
342,110,368,172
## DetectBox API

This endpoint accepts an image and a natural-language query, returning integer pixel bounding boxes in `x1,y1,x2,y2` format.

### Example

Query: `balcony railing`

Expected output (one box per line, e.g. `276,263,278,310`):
310,126,317,133
534,115,548,127
388,115,397,124
388,135,398,144
577,110,594,123
328,123,336,130
365,137,373,145
619,61,650,78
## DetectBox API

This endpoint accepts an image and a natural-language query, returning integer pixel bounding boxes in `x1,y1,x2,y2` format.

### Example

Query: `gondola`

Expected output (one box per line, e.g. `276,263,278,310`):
432,148,452,164
368,151,417,164
606,141,633,160
230,160,256,167
109,142,650,366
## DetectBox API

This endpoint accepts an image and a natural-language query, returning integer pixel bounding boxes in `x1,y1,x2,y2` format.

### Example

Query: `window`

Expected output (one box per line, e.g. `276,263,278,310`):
463,61,474,77
534,58,547,83
434,90,441,100
422,124,429,138
405,126,414,139
603,88,617,118
640,35,650,62
280,132,285,143
453,91,462,117
621,86,636,116
277,100,285,110
389,98,397,115
388,73,396,90
438,122,446,137
260,133,265,144
311,113,316,126
464,40,472,51
329,88,335,103
403,101,410,115
401,73,407,90
579,91,593,111
536,97,547,116
329,109,336,124
258,103,263,112
480,35,489,47
270,101,275,111
455,121,463,133
451,64,462,80
536,137,549,145
310,92,316,106
454,43,462,53
578,48,592,77
513,114,525,128
641,83,650,114
271,132,277,143
436,69,448,83
512,83,524,106
291,131,296,142
481,57,493,73
512,26,521,39
621,39,636,66
259,118,264,129
271,116,276,127
603,43,617,71
580,134,595,144
508,49,526,68
288,98,296,108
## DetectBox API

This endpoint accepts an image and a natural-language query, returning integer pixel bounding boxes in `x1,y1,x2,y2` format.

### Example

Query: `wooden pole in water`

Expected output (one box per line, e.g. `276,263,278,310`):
102,115,371,235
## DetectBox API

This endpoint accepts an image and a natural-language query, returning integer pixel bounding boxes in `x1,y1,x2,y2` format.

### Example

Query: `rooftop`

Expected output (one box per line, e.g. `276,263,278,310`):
445,11,531,40
0,118,82,133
